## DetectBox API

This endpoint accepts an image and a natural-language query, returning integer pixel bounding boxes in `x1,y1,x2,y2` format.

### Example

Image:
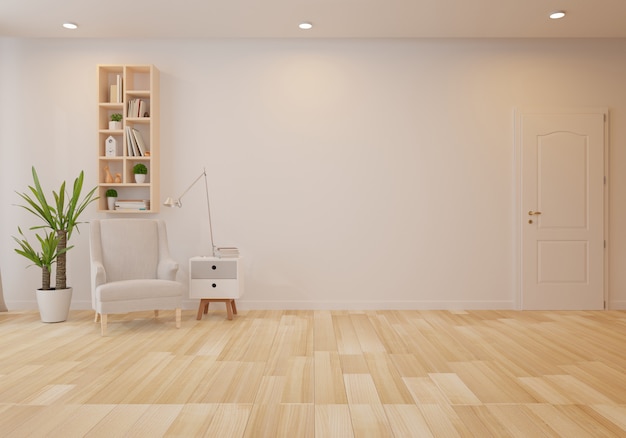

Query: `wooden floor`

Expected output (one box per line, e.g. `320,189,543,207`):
0,309,625,437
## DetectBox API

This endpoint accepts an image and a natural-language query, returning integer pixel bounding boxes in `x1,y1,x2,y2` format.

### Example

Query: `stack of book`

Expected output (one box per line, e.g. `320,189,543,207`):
127,99,148,118
114,200,150,211
215,247,239,258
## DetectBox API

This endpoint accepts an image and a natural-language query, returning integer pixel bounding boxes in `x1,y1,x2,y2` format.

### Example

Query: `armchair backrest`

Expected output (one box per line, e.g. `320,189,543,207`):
90,219,170,282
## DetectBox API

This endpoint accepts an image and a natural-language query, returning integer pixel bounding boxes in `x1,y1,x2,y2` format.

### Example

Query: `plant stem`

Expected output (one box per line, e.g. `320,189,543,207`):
56,230,67,290
42,265,51,290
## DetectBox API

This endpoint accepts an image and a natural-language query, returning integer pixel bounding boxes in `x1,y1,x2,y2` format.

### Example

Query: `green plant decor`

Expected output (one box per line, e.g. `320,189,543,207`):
105,189,118,197
13,228,70,290
110,113,122,122
15,167,98,290
133,163,148,174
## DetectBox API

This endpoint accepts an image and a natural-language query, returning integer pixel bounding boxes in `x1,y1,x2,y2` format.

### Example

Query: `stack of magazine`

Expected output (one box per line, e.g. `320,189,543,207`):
215,247,239,258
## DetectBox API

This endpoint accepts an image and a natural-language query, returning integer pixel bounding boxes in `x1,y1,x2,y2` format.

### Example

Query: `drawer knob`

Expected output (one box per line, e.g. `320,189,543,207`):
212,283,217,288
212,265,217,270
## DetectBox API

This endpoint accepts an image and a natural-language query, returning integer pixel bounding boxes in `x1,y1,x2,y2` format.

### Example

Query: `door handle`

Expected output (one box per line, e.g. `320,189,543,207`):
528,210,542,216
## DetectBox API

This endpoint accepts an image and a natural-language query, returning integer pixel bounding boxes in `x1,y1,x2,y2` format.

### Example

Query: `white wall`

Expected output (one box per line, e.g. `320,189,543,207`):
1,38,626,310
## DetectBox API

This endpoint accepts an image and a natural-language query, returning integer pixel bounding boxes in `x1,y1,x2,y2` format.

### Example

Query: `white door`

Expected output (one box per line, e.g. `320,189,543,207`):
518,110,606,310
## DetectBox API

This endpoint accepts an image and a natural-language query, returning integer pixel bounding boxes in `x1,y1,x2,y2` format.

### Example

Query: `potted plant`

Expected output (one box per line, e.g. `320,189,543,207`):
14,167,98,322
13,228,68,291
109,113,122,130
133,163,148,183
105,188,118,210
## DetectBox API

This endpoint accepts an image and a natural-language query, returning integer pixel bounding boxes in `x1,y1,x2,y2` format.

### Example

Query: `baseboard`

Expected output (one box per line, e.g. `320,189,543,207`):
5,298,517,311
17,299,626,311
609,300,626,310
208,299,517,311
5,299,216,312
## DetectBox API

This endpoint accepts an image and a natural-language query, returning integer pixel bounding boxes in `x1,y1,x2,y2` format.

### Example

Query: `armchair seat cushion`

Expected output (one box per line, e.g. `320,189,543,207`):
97,279,183,302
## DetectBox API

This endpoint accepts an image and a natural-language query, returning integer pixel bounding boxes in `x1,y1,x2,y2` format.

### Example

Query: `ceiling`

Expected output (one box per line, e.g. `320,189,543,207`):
2,0,626,39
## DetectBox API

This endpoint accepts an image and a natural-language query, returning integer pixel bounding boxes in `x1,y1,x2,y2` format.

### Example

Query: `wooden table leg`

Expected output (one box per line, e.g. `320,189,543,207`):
196,300,208,320
225,300,233,320
197,299,238,320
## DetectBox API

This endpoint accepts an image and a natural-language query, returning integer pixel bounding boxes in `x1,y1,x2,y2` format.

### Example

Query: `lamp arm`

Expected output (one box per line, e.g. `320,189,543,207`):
168,167,216,257
203,170,216,257
176,169,207,206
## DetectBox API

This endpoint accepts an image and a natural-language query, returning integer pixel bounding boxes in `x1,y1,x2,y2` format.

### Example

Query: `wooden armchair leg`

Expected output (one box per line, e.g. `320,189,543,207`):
100,314,108,336
94,312,100,323
154,310,159,318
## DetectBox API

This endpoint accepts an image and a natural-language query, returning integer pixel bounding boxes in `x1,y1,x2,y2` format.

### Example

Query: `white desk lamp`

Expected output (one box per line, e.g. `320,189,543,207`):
164,167,216,257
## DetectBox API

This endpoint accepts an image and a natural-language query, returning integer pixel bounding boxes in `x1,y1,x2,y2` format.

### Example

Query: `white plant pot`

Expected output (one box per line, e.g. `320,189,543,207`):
107,197,117,210
134,174,146,184
36,287,72,323
109,121,122,130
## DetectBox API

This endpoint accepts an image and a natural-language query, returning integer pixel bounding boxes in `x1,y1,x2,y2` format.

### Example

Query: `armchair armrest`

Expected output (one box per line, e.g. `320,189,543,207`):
158,258,179,281
91,260,107,289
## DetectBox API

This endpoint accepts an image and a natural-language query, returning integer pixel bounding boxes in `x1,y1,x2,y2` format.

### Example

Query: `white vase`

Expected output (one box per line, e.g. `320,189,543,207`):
36,287,72,323
109,121,122,130
135,174,146,184
107,197,117,210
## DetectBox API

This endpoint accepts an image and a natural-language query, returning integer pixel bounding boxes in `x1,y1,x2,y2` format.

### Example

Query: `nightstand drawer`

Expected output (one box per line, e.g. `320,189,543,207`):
190,258,238,279
190,278,240,299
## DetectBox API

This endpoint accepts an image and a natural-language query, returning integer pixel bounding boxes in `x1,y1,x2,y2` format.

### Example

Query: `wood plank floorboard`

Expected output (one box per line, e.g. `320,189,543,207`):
0,309,624,437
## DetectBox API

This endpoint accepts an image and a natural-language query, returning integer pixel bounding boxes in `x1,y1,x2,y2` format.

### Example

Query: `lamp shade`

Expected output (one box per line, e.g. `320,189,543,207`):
163,197,181,207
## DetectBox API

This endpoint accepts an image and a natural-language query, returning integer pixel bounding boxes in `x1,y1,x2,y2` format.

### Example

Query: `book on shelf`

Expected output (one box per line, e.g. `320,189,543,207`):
215,247,239,258
131,128,148,156
127,98,149,118
114,199,150,210
125,127,142,156
109,85,118,103
125,127,134,156
127,99,136,118
116,75,123,103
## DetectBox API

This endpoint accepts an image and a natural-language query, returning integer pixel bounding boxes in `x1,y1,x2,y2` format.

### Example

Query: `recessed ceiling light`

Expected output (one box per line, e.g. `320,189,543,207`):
549,11,566,20
62,22,78,30
299,22,313,30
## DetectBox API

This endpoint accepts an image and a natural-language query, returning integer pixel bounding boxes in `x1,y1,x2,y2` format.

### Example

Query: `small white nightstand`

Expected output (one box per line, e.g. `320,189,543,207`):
189,256,243,320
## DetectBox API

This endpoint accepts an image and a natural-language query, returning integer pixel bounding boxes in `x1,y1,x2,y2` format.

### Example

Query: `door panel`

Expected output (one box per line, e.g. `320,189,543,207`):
538,240,587,283
519,111,605,310
539,132,587,228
